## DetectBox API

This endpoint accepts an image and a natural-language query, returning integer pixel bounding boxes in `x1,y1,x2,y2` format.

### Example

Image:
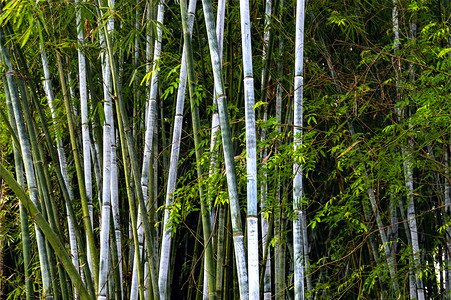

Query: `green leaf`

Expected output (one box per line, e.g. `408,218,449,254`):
253,100,267,110
437,48,451,58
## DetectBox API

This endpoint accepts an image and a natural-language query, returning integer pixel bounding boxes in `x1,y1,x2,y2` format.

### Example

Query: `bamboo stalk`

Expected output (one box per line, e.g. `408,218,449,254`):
75,0,95,279
38,32,82,300
274,0,285,297
55,52,99,294
98,1,115,297
0,28,54,299
210,1,226,296
113,55,161,300
237,0,260,297
200,0,249,298
180,0,217,298
131,0,164,297
116,95,146,300
260,0,275,296
157,0,197,297
207,0,226,296
38,142,70,300
293,1,306,299
446,1,451,296
4,77,33,300
111,113,123,299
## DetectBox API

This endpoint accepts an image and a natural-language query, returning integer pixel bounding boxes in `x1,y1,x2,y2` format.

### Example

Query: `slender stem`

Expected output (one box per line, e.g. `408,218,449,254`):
56,52,99,293
293,1,306,299
4,77,33,300
0,28,53,299
181,0,216,298
200,0,249,298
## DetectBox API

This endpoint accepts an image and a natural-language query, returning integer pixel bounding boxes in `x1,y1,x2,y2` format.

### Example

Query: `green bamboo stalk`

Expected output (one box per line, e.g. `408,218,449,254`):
214,204,226,300
108,206,121,300
128,4,140,284
274,14,287,292
111,120,123,299
259,212,274,286
237,0,260,297
445,1,451,296
0,27,54,299
75,0,95,278
31,123,64,300
223,206,232,300
200,0,249,298
17,87,61,300
97,1,115,297
260,0,277,296
211,1,226,296
293,1,306,299
4,78,33,300
260,0,279,106
158,0,196,296
0,163,93,300
55,52,99,294
115,96,146,300
180,0,216,298
38,143,70,300
38,25,82,299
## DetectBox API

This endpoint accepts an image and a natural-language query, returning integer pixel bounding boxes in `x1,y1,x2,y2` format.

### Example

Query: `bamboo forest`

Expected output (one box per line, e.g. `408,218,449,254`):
0,0,450,299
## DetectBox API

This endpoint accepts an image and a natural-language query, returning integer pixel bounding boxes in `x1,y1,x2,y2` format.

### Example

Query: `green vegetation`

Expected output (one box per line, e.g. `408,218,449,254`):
0,0,450,299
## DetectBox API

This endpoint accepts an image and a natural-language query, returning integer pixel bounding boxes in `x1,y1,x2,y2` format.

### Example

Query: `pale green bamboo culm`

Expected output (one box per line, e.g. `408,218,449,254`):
211,0,226,297
200,0,249,298
158,0,200,299
180,0,216,298
274,0,286,298
4,78,33,300
0,27,53,300
293,0,306,299
238,0,260,297
259,0,277,297
75,0,95,280
38,25,82,299
56,52,100,294
97,1,115,298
